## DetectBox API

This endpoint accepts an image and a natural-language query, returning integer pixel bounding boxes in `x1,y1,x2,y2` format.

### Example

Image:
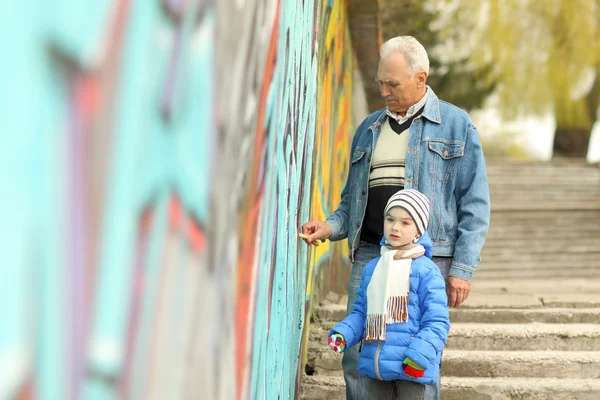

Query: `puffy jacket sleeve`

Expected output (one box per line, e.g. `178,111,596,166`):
328,259,375,348
404,264,450,370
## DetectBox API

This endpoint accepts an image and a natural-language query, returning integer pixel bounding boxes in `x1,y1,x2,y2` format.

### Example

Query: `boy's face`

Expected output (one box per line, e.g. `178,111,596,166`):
384,207,420,247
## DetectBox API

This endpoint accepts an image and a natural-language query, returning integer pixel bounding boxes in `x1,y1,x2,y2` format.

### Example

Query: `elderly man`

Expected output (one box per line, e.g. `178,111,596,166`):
302,36,490,399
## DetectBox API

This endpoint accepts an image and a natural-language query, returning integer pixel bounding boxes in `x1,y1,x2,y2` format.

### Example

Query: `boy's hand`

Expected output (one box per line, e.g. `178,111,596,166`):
328,333,346,353
402,357,425,378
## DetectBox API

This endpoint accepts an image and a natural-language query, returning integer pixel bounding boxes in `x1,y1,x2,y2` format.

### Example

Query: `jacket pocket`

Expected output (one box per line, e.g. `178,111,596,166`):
426,139,464,182
428,140,464,160
351,149,367,164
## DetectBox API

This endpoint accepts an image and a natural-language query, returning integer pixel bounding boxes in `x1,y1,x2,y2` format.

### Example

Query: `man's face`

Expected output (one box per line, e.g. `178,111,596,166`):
377,53,426,115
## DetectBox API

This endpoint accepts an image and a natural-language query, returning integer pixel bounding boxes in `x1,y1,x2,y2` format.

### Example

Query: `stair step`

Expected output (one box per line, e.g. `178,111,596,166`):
450,308,600,324
307,346,600,379
487,174,600,180
480,237,600,248
447,323,600,351
456,292,600,309
489,181,600,187
490,187,600,194
301,375,600,399
477,262,600,272
441,377,600,400
487,230,600,240
487,171,600,177
473,268,600,279
315,304,346,322
490,194,600,201
469,279,600,295
490,202,600,211
442,350,600,378
489,209,600,218
307,348,343,375
482,246,600,255
311,311,600,335
310,325,332,347
300,375,345,400
479,253,600,264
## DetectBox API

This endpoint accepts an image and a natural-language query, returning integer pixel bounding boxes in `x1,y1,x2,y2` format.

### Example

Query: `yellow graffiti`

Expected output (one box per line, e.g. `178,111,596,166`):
307,0,354,298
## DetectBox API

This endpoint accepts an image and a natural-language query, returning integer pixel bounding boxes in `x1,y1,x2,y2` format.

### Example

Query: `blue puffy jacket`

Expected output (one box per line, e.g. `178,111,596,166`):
330,232,450,385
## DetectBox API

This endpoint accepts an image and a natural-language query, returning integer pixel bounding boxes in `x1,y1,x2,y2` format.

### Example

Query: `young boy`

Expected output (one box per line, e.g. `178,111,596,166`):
328,189,450,399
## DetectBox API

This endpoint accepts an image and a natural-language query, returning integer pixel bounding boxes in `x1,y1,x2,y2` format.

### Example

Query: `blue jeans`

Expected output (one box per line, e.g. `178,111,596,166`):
367,378,425,400
342,241,451,400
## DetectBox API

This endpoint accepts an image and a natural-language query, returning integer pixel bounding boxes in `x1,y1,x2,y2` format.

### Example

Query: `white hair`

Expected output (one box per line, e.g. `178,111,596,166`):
380,36,430,77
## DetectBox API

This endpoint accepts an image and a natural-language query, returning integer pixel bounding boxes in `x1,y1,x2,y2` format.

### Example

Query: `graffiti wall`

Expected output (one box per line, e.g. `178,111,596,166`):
300,0,355,371
0,0,354,398
309,0,355,302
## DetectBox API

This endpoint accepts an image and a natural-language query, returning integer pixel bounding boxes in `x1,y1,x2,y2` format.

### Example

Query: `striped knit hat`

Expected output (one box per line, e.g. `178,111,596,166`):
384,189,430,235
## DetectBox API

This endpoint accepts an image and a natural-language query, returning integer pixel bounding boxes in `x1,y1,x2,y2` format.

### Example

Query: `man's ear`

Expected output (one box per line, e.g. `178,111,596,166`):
416,71,428,87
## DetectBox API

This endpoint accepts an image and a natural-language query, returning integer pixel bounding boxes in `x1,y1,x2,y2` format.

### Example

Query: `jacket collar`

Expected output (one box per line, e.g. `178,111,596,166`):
421,88,441,124
368,87,442,132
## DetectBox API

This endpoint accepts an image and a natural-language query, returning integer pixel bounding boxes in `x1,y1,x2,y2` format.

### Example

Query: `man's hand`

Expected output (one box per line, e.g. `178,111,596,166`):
301,219,332,246
446,277,471,308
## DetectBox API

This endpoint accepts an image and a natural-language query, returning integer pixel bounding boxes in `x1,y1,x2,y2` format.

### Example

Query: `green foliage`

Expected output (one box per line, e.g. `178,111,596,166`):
378,0,497,110
427,57,497,112
437,0,600,126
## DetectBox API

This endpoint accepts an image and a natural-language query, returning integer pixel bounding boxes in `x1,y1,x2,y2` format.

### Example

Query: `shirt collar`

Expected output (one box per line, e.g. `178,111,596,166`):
386,86,430,123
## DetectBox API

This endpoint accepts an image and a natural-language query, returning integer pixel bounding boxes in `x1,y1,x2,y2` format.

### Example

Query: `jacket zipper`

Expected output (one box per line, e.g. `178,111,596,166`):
350,127,376,262
374,340,384,380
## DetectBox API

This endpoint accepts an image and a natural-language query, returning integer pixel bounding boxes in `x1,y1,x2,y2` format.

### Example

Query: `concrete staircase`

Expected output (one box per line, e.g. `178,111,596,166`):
301,159,600,399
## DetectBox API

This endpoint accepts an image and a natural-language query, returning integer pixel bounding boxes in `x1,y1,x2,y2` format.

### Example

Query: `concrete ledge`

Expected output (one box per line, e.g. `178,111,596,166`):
300,375,345,400
470,279,600,295
441,377,600,400
311,351,343,375
540,294,600,308
315,304,347,322
442,350,600,379
448,323,600,351
301,375,600,399
450,308,600,324
490,202,600,211
462,293,600,309
460,294,543,309
474,268,600,279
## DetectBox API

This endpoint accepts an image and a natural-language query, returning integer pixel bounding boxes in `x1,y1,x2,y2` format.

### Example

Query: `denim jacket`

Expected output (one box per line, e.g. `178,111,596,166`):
325,89,490,280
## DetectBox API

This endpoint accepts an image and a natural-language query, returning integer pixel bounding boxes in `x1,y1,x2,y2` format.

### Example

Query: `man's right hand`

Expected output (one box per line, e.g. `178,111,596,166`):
301,219,333,246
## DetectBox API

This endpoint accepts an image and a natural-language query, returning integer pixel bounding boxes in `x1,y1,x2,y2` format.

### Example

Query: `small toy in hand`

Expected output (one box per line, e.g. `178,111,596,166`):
328,333,346,353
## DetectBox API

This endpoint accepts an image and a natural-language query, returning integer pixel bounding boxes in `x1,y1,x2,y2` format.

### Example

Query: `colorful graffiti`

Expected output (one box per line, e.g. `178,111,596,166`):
83,1,216,398
215,0,321,396
1,0,216,398
0,0,354,398
309,0,355,300
301,0,355,369
216,0,355,398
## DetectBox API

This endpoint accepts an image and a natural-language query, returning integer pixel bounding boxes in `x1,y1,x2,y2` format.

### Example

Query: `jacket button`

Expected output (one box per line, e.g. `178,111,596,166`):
367,157,371,162
361,190,366,195
356,223,360,228
443,149,449,157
